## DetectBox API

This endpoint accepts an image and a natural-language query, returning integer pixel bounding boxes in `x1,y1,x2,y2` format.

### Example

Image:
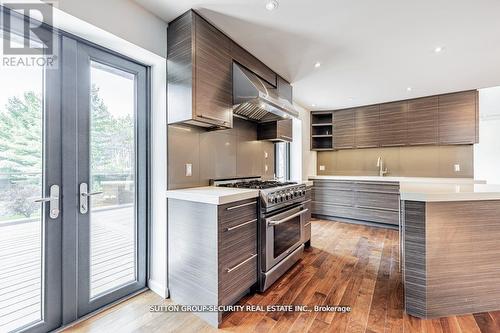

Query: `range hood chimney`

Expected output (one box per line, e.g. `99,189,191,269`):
232,63,299,122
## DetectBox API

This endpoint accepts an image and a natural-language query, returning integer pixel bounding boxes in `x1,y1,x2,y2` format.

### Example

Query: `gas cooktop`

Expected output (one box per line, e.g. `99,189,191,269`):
218,180,298,189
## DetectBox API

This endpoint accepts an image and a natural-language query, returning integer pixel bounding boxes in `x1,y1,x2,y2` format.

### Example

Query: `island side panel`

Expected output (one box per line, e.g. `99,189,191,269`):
168,198,219,326
426,200,500,317
403,200,427,318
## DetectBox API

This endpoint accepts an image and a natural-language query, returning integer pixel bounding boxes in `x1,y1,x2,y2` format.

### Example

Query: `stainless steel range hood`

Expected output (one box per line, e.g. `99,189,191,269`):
233,63,299,122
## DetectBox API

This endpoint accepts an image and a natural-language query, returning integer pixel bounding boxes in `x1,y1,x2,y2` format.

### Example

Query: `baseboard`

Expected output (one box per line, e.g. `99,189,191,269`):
312,214,398,230
148,279,169,298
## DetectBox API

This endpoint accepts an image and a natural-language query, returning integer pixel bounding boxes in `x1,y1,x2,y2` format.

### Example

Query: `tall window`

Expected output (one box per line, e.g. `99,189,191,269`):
275,142,290,181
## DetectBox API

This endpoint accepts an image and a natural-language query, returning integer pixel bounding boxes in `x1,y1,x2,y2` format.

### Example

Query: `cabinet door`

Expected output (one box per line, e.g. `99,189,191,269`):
355,105,379,148
277,119,293,141
407,96,438,145
438,91,477,144
333,109,355,149
194,14,233,128
379,101,408,146
277,76,293,103
231,41,277,87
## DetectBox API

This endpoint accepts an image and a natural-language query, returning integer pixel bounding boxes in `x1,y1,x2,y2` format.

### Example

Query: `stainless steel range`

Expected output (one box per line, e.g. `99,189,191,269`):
212,177,308,291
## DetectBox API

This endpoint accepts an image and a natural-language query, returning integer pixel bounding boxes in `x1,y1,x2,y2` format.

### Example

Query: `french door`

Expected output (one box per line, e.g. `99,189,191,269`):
72,40,147,317
0,9,148,333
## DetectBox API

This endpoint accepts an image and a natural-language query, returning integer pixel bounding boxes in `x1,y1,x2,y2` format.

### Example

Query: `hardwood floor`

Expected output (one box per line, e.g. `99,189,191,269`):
63,219,500,333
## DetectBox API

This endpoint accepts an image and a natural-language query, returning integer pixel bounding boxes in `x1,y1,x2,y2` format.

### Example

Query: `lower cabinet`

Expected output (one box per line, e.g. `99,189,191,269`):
168,197,258,327
311,180,400,226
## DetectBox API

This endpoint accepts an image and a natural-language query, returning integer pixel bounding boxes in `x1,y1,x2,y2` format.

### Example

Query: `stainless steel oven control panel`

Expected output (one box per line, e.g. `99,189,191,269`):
262,184,307,208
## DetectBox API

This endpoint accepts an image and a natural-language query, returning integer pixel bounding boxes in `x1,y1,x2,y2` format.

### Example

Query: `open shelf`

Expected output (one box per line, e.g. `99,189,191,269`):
311,111,334,150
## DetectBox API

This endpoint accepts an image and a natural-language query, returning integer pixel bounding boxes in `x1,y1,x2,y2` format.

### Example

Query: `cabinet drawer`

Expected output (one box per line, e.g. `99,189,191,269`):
312,189,353,206
219,253,257,306
313,180,354,191
312,202,356,219
354,207,399,225
355,191,399,211
218,198,258,228
219,218,257,266
354,181,400,194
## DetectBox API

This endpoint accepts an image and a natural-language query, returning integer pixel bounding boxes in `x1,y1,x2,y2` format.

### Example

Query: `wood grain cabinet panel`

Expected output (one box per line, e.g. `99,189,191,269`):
438,91,478,144
333,109,356,149
257,119,293,142
379,101,408,146
231,41,277,87
194,14,233,127
407,96,439,145
167,11,233,128
355,105,380,148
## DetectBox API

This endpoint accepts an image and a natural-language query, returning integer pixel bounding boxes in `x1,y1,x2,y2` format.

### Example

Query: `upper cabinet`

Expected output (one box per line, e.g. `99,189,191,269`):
333,109,355,149
167,11,232,128
277,76,293,104
407,96,439,145
311,90,478,151
258,119,293,142
438,91,478,144
379,101,408,147
231,42,277,87
354,105,379,148
168,10,289,129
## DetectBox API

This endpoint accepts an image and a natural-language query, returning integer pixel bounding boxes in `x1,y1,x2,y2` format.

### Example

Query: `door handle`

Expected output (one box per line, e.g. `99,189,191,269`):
80,183,103,214
33,184,60,219
268,209,309,226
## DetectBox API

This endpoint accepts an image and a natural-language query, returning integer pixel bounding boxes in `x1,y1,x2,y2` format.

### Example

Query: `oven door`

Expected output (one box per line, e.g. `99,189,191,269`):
264,204,308,271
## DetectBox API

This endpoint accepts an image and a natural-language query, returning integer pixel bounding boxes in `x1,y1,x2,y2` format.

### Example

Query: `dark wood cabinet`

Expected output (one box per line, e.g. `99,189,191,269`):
167,11,232,128
258,119,293,142
333,109,355,149
379,101,408,146
311,90,478,151
354,105,379,148
407,96,439,145
231,41,277,87
311,179,400,226
438,91,478,144
193,13,233,127
277,76,293,104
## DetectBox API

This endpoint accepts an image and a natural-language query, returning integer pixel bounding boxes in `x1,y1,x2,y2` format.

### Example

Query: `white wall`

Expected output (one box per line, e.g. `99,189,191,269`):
57,0,167,57
297,104,316,180
475,87,500,184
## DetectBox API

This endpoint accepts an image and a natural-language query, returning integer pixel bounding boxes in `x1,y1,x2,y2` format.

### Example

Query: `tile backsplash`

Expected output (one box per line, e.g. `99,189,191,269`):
317,145,473,178
168,118,275,189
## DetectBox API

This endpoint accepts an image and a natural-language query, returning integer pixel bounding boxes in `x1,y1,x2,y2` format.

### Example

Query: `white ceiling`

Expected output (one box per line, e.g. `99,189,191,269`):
135,0,500,110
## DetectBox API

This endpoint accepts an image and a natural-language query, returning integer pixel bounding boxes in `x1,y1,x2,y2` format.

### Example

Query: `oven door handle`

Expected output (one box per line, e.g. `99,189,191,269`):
268,209,309,226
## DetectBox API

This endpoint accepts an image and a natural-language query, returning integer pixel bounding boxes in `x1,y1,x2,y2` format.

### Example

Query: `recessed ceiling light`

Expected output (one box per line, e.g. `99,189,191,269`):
407,87,413,92
434,46,444,53
314,62,321,68
266,0,279,11
311,104,316,107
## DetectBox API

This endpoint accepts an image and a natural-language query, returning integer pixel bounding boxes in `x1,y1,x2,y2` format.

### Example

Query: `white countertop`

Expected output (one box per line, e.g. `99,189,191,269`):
309,175,485,184
400,183,500,202
166,186,259,205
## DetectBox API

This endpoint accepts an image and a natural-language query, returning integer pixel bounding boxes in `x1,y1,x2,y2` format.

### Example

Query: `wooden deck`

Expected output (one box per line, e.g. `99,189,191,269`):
0,206,135,333
64,219,500,333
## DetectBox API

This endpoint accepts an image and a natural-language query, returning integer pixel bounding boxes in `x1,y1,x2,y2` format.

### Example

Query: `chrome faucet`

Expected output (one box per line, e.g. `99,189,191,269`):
377,156,388,176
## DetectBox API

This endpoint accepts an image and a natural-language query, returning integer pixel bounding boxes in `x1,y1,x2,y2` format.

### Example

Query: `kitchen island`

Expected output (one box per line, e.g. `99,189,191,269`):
401,183,500,318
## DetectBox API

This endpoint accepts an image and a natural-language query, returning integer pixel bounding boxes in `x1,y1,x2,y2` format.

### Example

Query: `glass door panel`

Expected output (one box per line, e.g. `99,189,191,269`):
0,21,61,333
76,42,147,317
89,61,137,298
0,53,44,333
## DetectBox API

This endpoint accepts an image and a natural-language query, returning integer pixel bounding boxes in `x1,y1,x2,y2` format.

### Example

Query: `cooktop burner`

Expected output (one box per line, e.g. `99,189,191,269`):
218,180,297,189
